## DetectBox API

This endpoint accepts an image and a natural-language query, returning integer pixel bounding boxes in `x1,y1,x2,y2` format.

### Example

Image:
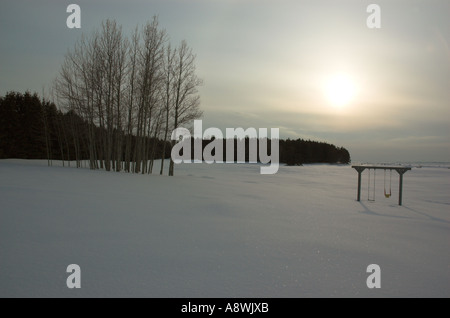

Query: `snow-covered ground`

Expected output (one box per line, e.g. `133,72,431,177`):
0,159,449,297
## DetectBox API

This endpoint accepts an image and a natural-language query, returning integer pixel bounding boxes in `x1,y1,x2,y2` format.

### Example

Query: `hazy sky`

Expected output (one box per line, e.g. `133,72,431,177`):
1,0,449,162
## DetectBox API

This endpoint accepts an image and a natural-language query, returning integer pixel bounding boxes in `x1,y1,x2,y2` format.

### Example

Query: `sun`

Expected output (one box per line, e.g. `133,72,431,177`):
324,74,357,108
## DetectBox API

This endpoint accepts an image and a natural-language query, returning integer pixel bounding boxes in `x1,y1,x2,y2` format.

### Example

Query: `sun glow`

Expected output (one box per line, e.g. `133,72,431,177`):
324,74,357,108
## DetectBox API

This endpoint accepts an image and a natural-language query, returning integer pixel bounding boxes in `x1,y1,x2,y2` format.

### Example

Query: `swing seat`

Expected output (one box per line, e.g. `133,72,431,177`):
384,169,392,198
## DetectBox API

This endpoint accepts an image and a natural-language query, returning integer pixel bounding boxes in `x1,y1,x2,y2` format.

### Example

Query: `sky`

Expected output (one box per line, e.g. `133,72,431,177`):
0,0,449,162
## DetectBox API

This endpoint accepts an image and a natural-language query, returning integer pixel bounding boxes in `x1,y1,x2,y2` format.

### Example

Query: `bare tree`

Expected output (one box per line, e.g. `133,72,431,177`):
168,40,203,176
160,44,176,175
133,17,167,174
148,105,164,173
124,26,139,173
54,18,202,176
55,34,94,168
95,19,128,171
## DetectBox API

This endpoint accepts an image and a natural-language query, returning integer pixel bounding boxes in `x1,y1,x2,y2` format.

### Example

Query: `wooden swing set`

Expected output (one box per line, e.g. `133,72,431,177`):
352,165,412,205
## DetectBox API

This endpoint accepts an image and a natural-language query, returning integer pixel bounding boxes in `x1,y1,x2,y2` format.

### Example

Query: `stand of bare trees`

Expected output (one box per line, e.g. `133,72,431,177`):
54,17,202,175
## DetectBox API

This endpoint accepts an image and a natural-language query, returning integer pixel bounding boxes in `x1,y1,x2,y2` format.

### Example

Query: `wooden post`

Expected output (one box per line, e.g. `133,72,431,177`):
396,168,408,206
353,166,366,202
399,173,404,205
357,170,362,201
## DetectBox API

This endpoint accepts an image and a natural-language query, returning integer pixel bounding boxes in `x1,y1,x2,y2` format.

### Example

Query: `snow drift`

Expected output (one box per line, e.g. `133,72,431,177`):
0,159,449,297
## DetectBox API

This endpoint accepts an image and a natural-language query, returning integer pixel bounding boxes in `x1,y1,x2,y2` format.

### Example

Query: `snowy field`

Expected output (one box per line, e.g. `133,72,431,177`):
0,159,449,297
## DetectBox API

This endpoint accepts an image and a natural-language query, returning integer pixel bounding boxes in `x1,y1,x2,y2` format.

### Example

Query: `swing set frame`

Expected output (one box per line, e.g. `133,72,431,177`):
352,165,411,206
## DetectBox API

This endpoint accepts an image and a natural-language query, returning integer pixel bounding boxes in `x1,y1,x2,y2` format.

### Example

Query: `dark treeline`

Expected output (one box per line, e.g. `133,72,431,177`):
0,91,350,167
0,91,170,171
178,137,350,165
279,138,350,165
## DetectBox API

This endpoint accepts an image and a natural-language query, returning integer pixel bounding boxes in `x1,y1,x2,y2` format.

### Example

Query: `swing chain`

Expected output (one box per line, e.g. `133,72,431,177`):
368,168,376,201
384,169,392,198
